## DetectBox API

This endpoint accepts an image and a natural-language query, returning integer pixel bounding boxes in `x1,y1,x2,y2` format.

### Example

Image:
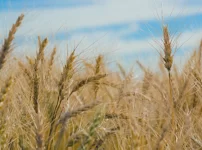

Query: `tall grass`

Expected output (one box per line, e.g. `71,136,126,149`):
0,14,202,150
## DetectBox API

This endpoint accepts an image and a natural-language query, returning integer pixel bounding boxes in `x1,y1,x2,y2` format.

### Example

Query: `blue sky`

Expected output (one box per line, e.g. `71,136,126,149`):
0,0,94,10
0,0,202,71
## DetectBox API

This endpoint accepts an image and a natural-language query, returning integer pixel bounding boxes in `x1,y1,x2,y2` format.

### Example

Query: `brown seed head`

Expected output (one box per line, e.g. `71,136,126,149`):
163,26,173,71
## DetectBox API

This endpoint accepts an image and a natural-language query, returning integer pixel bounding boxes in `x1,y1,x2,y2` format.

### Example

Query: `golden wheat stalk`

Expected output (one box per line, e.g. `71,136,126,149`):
105,113,129,120
137,60,153,94
78,112,102,150
52,50,76,119
69,74,107,97
95,55,103,75
59,100,101,125
46,50,76,149
32,38,48,114
57,50,76,101
162,26,175,131
0,76,13,109
94,55,103,97
47,46,57,74
36,38,48,64
0,14,24,70
163,26,173,72
33,66,39,114
155,123,169,150
35,114,44,150
52,74,107,125
54,101,101,149
91,126,120,150
198,40,202,70
26,56,34,66
18,61,32,82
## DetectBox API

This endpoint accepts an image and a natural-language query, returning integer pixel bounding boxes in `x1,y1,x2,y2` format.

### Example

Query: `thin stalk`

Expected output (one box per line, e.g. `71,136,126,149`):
168,71,175,130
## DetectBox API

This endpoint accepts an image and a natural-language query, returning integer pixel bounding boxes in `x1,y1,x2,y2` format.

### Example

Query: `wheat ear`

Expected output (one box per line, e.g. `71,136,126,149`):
47,46,57,75
0,14,24,70
94,55,103,97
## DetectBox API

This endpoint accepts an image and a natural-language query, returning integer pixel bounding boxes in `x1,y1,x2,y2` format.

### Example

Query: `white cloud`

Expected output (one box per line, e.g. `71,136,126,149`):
0,0,202,37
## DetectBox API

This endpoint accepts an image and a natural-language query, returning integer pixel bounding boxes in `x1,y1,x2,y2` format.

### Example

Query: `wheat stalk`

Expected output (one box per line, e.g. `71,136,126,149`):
48,46,57,75
35,114,44,150
0,76,13,109
54,101,101,149
69,74,107,98
36,38,48,64
137,60,153,94
18,61,32,81
94,55,103,97
33,38,48,114
46,50,76,149
162,26,175,130
0,14,24,70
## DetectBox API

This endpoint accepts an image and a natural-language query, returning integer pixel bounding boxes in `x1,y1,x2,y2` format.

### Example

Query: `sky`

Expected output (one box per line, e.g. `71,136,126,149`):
0,0,202,72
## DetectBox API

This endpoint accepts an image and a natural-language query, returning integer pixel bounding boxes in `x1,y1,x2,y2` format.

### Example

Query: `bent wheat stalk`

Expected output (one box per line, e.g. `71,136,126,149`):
69,74,107,98
0,14,24,70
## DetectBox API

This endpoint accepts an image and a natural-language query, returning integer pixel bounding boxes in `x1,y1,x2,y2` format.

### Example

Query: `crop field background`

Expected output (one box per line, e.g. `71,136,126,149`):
0,1,202,150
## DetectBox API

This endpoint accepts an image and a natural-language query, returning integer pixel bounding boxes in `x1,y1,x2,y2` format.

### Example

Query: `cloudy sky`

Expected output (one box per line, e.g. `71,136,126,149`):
0,0,202,71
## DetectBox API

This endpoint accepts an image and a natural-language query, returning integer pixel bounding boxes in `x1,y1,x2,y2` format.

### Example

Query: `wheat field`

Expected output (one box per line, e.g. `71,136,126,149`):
0,14,202,150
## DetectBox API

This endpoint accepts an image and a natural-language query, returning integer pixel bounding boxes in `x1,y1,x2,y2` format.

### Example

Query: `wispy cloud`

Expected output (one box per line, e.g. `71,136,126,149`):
1,0,202,35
